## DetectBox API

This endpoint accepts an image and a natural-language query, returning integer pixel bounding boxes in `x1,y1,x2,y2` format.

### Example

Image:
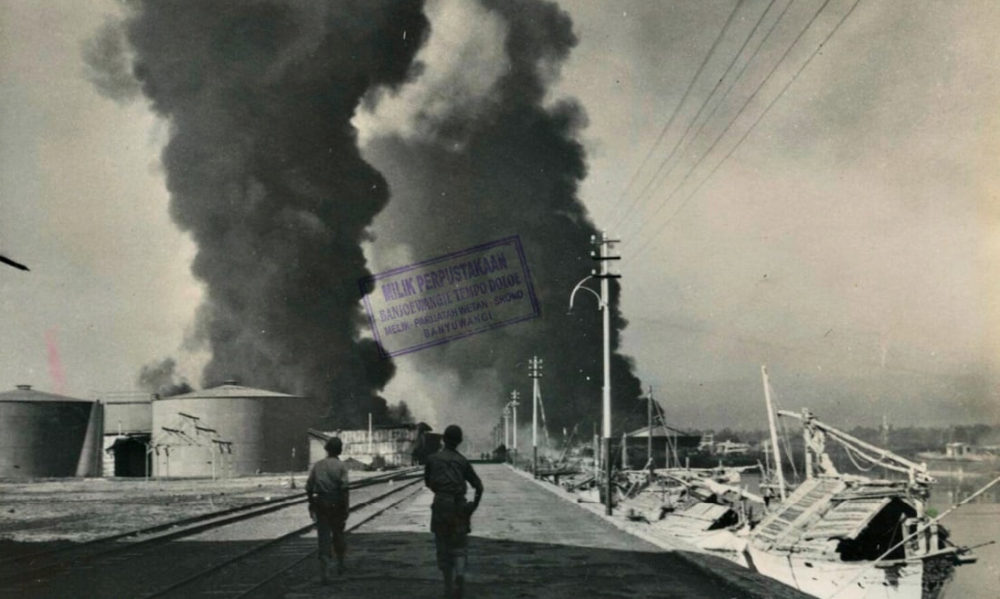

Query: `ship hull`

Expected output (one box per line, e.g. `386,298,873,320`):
746,545,952,599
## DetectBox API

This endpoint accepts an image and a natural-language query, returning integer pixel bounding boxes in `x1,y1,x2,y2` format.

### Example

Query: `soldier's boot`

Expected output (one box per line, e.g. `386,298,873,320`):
453,555,466,598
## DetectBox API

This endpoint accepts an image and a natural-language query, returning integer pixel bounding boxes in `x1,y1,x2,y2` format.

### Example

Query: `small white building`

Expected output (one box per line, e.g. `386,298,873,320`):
308,424,437,468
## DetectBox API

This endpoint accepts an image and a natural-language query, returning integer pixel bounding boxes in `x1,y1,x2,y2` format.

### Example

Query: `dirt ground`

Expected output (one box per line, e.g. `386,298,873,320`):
0,471,364,557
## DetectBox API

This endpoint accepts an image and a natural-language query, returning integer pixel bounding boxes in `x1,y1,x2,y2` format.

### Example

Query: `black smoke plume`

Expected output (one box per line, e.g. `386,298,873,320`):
97,0,429,427
361,0,645,437
137,357,193,398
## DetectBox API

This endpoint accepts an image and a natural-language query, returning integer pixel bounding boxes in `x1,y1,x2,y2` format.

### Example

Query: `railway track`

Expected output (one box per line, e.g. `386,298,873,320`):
0,468,425,599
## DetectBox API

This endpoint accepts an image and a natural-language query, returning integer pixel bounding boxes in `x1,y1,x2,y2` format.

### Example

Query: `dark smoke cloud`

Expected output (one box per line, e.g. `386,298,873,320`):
96,0,429,427
363,0,645,436
137,357,193,398
81,18,142,103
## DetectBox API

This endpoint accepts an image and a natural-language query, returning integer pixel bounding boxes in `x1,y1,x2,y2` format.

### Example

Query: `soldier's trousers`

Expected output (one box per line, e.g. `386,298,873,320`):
434,531,468,575
315,504,347,565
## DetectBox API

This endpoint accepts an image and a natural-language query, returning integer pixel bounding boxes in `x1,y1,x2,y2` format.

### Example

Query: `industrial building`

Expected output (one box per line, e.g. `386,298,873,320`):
308,423,439,468
618,423,703,469
0,384,103,478
101,393,154,477
150,381,317,477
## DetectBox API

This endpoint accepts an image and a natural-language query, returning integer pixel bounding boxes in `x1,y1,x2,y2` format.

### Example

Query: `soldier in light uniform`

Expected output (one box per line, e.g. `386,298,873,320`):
424,424,484,599
306,437,349,584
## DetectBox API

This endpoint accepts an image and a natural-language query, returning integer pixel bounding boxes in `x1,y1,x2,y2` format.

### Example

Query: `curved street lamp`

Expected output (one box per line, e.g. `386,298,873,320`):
569,275,604,311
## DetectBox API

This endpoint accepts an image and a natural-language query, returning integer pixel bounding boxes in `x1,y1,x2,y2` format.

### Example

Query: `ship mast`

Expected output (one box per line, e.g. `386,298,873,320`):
777,409,933,485
761,366,787,501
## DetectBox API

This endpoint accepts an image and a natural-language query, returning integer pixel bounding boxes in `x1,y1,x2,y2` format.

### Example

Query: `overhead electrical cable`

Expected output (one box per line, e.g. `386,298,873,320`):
614,0,798,235
600,0,747,226
611,0,781,233
627,0,863,259
635,0,799,232
625,0,837,249
627,0,862,258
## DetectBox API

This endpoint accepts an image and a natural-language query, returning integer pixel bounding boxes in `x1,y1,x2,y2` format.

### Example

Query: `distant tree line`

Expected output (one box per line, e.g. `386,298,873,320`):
694,423,1000,453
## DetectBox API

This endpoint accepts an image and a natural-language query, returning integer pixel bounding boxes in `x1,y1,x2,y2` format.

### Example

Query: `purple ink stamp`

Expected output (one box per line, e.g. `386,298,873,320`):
360,236,540,358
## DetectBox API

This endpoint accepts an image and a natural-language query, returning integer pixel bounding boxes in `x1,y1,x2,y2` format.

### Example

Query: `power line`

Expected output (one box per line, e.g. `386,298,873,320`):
614,0,798,235
638,0,799,232
611,0,780,233
623,0,837,251
626,0,837,249
628,0,863,259
600,0,747,225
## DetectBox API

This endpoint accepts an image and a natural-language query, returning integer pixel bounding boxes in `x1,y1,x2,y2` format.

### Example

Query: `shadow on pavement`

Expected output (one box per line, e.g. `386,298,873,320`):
259,530,778,599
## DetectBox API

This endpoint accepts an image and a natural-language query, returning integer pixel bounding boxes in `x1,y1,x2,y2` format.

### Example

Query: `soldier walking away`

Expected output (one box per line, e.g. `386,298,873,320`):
424,424,484,599
306,437,349,584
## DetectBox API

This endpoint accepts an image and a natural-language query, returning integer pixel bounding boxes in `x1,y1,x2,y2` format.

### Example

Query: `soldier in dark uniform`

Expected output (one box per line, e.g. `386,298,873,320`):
424,425,484,599
306,437,349,584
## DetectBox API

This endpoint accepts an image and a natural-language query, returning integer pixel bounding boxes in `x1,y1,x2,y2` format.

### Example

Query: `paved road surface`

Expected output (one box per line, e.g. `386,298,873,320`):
252,464,751,598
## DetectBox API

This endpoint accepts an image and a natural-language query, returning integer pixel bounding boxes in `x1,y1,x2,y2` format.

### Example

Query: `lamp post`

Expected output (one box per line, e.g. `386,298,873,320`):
568,231,621,515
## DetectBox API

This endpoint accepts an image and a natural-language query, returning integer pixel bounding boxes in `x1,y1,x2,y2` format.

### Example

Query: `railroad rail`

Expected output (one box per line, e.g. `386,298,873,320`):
0,467,424,598
145,475,425,599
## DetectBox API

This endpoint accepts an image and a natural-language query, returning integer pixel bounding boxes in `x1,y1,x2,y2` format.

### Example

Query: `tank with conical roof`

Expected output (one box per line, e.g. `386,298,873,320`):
150,381,318,477
0,385,100,478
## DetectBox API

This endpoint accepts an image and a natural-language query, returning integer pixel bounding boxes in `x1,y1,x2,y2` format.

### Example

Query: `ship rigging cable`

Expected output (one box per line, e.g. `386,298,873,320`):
627,0,863,260
769,381,800,482
841,441,883,472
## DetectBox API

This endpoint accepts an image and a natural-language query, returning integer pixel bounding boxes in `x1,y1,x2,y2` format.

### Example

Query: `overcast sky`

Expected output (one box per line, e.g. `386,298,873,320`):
2,0,998,431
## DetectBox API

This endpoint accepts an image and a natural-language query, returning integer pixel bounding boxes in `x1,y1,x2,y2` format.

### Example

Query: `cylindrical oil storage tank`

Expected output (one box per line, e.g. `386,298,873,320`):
0,385,97,478
151,381,317,477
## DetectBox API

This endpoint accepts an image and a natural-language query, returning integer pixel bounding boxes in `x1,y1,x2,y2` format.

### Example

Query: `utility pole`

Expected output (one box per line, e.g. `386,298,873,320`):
510,390,520,465
570,231,621,515
594,232,621,514
503,404,511,460
529,356,543,477
593,423,599,482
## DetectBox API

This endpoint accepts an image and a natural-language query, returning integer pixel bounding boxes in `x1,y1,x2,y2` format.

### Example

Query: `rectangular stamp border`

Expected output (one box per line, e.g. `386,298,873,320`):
359,235,540,359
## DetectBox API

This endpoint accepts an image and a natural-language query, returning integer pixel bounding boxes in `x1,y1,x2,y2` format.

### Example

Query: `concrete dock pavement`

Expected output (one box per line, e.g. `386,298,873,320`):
251,464,776,599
